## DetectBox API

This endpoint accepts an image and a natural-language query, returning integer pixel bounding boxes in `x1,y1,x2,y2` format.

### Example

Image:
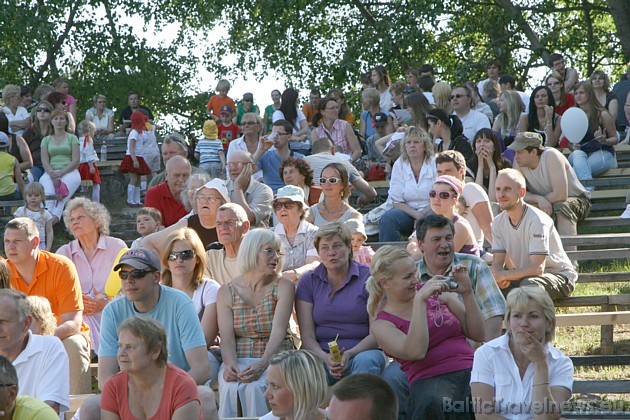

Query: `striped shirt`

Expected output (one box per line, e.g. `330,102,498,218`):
195,138,223,163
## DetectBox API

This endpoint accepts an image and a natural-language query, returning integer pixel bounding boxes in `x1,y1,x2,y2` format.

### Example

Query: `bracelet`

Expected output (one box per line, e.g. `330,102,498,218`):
533,382,549,386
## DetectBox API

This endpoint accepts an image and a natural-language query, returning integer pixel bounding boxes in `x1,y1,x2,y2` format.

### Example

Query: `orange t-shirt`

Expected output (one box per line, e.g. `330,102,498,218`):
206,95,235,118
9,250,90,335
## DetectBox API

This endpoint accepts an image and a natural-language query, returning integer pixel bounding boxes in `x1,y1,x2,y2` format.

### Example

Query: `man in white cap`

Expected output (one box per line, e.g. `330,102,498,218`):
80,247,217,419
226,150,273,227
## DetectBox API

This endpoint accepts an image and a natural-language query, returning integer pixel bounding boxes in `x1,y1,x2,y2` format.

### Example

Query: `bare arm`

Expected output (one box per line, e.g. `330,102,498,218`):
41,142,53,174
564,68,579,92
470,200,493,243
217,285,239,380
295,300,329,361
101,409,121,420
61,142,80,175
15,135,33,171
607,98,619,121
98,356,119,390
352,176,377,206
140,219,188,256
200,302,219,348
45,219,54,251
54,310,82,340
172,401,202,420
345,122,362,161
518,114,528,133
393,201,429,220
491,253,546,287
359,114,366,139
470,383,509,420
184,346,212,385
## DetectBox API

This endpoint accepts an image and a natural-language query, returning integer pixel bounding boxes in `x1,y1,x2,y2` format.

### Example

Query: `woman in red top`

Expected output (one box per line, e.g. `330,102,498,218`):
546,71,575,116
101,317,201,420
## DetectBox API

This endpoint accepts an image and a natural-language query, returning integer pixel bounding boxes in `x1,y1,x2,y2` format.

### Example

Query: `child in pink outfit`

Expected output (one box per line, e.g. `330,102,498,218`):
346,219,374,265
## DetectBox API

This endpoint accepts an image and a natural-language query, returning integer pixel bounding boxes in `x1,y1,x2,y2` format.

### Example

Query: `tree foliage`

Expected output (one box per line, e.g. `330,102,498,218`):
1,0,627,133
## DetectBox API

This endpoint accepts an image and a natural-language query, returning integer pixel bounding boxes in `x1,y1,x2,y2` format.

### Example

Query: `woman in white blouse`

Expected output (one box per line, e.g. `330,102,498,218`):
378,126,437,241
85,94,115,135
471,287,573,420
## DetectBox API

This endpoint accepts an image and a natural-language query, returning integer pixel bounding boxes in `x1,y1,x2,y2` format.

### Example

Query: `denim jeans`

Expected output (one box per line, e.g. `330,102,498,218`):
325,349,387,385
568,150,616,180
409,368,474,420
379,208,416,242
382,360,410,420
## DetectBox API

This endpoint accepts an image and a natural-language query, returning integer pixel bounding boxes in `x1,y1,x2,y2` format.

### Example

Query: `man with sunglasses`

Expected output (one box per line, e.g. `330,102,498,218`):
253,119,304,194
4,218,92,396
84,247,217,419
226,150,273,227
451,85,490,141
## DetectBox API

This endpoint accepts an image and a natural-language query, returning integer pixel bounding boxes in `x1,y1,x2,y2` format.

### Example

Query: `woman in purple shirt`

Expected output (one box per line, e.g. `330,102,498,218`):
295,221,386,384
367,239,485,419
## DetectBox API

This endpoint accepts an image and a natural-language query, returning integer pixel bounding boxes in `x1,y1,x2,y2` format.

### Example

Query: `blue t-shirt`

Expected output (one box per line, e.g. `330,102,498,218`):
99,285,206,371
257,150,304,194
360,109,391,138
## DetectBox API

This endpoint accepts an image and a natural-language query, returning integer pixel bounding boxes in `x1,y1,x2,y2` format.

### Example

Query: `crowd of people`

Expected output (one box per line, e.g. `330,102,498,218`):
1,56,629,419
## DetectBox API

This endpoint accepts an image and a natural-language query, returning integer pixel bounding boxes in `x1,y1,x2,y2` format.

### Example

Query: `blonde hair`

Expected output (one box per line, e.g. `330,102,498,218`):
498,168,526,190
269,350,328,419
505,287,556,343
237,229,284,274
432,82,452,111
366,246,412,317
314,222,354,262
361,88,381,109
21,182,46,220
0,257,10,289
160,228,207,289
118,317,168,366
400,126,435,163
216,79,231,92
496,90,524,135
77,120,96,137
27,296,56,336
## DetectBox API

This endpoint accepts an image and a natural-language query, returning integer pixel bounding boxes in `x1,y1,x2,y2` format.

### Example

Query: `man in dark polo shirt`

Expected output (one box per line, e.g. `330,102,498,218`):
144,155,190,226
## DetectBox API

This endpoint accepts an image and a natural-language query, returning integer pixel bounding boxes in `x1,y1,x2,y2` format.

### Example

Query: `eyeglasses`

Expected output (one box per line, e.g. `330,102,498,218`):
260,248,284,258
450,94,469,100
36,108,51,113
227,161,250,168
119,269,155,280
429,190,455,199
196,195,223,203
216,220,241,228
242,121,258,126
168,249,195,261
274,201,297,211
319,177,342,184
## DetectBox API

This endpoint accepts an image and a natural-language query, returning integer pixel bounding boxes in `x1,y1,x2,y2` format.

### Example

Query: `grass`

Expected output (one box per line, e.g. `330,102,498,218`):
552,259,630,404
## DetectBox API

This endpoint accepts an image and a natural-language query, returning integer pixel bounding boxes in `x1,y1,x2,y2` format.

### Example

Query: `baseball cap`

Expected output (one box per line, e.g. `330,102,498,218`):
197,178,230,204
220,105,233,115
0,132,9,148
374,113,388,127
508,132,543,151
114,247,160,271
243,92,254,101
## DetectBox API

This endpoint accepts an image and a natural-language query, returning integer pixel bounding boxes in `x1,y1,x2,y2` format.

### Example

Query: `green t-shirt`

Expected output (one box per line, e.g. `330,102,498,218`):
13,395,59,420
41,134,79,170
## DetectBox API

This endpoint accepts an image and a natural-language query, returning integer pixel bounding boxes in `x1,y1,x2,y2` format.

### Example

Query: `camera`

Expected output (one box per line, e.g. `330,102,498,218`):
443,277,458,290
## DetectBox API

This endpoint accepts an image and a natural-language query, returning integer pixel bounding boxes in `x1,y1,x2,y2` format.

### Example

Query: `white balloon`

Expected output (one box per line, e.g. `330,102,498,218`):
561,107,589,144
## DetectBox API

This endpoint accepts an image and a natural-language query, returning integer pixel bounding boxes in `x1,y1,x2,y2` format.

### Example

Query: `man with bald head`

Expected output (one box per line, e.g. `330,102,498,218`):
149,133,207,188
204,203,250,285
226,150,273,227
144,155,191,226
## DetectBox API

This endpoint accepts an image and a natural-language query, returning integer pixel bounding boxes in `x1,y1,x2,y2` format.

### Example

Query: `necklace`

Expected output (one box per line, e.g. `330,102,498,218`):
322,200,344,213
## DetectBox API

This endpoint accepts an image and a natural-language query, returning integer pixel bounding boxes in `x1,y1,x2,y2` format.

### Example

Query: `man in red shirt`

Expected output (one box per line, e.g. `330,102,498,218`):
4,217,91,395
144,155,191,226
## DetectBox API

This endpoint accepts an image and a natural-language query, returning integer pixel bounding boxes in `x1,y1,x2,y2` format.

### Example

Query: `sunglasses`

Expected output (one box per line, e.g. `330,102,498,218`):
168,249,195,261
119,269,155,280
319,177,341,184
242,121,257,126
429,190,454,199
450,94,469,100
274,201,297,211
37,108,51,113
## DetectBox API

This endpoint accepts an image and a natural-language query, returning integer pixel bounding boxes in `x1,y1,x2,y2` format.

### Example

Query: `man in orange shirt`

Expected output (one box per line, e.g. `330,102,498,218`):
4,217,91,394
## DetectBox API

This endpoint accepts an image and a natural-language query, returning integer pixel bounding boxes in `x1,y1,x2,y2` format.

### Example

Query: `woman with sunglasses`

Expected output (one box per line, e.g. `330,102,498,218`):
545,71,575,116
429,175,479,256
427,108,474,163
311,96,362,161
47,91,76,133
217,228,295,418
379,127,438,241
57,197,127,353
272,185,320,284
296,222,387,385
160,227,221,385
306,162,362,228
518,86,561,147
22,100,54,181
